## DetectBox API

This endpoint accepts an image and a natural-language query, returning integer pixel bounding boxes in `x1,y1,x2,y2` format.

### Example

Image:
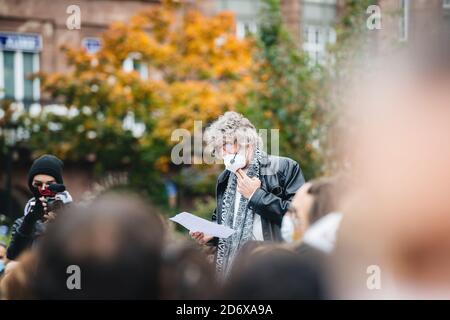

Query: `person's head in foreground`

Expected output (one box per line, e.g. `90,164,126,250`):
159,242,217,299
25,191,216,299
224,244,328,300
26,192,165,299
330,41,450,299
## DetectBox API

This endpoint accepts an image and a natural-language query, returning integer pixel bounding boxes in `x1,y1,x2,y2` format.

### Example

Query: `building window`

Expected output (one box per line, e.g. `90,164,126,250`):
302,0,337,65
0,33,41,107
0,51,40,104
303,25,336,65
216,0,261,39
444,0,450,9
123,52,148,80
1,51,15,99
399,0,409,42
236,20,257,39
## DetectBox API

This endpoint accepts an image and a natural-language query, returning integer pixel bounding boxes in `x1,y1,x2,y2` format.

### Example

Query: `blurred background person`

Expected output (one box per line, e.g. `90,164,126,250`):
281,176,349,255
224,175,349,300
7,155,72,261
191,111,305,279
164,179,178,209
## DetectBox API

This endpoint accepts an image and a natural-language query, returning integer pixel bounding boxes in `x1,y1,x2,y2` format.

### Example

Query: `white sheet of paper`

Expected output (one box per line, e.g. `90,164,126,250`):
170,212,235,239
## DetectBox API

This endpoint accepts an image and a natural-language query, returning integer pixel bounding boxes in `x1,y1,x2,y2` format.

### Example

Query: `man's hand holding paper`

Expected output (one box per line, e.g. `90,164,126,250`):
170,212,235,240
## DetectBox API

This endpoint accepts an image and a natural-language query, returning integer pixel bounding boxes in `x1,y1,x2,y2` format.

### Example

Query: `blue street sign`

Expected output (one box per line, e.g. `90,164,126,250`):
82,37,102,54
0,32,42,52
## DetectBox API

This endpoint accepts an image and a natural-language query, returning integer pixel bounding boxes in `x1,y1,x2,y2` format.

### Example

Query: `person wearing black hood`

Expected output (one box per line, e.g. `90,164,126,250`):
6,155,73,261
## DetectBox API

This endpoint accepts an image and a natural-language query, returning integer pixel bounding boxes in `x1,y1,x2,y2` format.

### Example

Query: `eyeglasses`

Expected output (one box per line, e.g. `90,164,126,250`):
223,143,234,152
211,142,235,159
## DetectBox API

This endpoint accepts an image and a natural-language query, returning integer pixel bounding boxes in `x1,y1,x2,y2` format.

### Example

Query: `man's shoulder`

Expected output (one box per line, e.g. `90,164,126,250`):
266,154,299,165
261,153,300,176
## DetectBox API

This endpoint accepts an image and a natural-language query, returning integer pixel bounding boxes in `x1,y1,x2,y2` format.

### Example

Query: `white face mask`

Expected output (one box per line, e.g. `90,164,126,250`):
281,214,295,243
223,153,247,173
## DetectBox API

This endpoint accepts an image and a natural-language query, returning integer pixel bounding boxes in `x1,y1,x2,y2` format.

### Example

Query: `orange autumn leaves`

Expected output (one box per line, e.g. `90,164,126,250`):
39,2,256,171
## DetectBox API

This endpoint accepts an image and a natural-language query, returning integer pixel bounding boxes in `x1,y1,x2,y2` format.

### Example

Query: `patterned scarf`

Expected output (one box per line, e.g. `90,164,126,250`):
216,148,262,279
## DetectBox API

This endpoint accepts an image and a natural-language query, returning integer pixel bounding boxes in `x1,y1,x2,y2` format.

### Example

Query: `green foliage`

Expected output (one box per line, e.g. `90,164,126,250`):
0,214,12,246
192,196,216,220
332,0,379,67
244,0,327,180
0,234,9,246
323,0,379,174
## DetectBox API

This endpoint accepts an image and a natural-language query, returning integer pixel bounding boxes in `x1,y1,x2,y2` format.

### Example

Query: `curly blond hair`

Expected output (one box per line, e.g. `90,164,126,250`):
204,112,262,158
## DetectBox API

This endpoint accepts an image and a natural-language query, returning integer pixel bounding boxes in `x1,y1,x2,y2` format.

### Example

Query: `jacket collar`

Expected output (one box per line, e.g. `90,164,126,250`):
259,150,270,168
217,169,230,184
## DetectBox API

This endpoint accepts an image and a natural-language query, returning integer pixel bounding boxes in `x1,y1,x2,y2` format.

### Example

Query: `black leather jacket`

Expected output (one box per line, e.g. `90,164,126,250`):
211,152,305,243
7,191,72,260
7,215,46,261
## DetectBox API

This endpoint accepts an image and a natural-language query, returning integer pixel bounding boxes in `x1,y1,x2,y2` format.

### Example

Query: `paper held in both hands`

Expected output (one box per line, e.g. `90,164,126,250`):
170,212,235,239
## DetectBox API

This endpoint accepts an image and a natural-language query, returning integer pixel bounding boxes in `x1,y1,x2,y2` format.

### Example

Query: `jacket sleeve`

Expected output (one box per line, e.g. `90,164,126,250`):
6,217,34,261
248,160,305,225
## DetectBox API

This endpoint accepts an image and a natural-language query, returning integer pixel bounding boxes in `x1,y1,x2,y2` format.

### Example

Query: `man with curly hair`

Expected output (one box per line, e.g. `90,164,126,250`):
190,111,305,278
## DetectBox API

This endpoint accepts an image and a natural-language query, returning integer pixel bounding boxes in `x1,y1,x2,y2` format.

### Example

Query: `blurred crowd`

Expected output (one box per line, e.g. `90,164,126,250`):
0,184,333,300
0,41,450,300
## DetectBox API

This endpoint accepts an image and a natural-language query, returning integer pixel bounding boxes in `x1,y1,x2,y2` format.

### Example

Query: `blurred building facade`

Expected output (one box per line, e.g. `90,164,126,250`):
1,0,448,108
1,0,449,220
0,0,162,219
0,0,162,106
377,0,450,50
215,0,341,65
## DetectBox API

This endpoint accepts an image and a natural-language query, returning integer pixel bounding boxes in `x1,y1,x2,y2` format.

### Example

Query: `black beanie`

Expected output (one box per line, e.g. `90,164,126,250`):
27,155,64,191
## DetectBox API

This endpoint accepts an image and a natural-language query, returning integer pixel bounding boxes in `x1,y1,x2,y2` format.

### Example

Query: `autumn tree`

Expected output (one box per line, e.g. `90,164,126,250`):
18,0,254,203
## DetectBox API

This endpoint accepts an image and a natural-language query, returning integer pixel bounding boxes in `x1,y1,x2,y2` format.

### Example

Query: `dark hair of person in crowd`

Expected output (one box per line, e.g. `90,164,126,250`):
224,244,327,300
306,177,340,225
32,192,166,299
159,242,218,300
228,241,286,277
